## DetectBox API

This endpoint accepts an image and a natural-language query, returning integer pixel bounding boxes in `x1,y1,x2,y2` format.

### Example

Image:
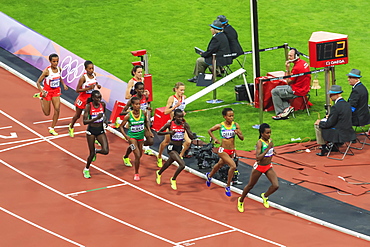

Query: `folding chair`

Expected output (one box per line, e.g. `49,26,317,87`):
291,94,311,118
327,142,354,161
350,126,370,150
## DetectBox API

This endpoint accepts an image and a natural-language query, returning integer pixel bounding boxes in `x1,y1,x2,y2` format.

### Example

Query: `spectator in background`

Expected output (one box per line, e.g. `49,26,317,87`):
188,20,232,82
314,85,356,156
217,15,243,59
271,48,311,120
346,69,370,126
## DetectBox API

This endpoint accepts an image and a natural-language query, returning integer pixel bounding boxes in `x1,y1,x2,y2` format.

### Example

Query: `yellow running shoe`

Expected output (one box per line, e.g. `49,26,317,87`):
144,149,154,156
33,92,41,98
237,197,244,212
95,140,101,146
123,157,132,167
156,170,161,184
170,177,177,190
157,157,163,168
48,128,58,136
68,124,74,137
261,193,269,208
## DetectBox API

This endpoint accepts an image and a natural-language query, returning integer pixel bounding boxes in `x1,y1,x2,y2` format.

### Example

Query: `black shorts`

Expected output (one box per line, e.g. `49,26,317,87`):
86,125,105,137
167,143,182,154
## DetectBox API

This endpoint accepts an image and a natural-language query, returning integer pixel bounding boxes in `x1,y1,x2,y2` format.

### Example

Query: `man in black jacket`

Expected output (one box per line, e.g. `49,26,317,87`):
217,15,243,59
188,20,232,82
347,69,370,126
314,85,356,156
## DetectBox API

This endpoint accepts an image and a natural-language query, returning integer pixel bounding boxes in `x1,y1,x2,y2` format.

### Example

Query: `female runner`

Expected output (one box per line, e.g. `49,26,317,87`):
69,60,101,137
121,82,154,166
82,90,109,178
125,65,149,99
157,82,190,167
237,123,279,212
156,109,194,190
119,97,152,181
205,108,244,197
34,53,68,136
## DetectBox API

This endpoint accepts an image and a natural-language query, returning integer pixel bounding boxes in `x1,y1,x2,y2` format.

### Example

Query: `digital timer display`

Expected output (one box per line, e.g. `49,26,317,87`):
309,31,348,68
316,40,347,61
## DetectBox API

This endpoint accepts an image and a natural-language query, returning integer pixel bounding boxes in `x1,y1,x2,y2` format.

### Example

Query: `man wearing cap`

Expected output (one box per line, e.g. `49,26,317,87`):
217,15,243,59
347,69,370,126
188,20,232,82
314,85,356,156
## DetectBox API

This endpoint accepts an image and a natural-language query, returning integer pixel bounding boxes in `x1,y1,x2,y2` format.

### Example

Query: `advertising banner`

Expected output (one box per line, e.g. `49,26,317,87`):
0,12,127,111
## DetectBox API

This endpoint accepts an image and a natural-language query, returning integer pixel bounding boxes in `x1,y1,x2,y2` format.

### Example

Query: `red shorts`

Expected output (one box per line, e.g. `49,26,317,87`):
218,147,235,156
130,137,144,142
75,94,90,109
43,87,61,101
253,162,273,173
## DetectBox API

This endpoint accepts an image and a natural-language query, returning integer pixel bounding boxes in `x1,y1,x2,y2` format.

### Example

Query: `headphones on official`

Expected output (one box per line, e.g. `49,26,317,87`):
291,48,299,59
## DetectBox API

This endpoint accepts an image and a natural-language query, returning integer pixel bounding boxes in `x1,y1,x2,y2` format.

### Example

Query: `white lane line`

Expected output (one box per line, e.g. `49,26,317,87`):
0,131,85,152
0,206,84,247
176,229,236,245
0,125,12,130
54,123,81,129
0,109,285,247
66,183,128,197
0,159,182,247
33,117,73,125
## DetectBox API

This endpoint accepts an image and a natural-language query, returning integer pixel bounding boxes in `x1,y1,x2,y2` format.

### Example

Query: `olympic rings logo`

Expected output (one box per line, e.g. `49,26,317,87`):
60,56,85,84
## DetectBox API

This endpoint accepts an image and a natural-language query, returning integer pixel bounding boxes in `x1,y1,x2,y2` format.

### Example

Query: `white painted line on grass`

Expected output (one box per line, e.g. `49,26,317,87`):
0,206,84,246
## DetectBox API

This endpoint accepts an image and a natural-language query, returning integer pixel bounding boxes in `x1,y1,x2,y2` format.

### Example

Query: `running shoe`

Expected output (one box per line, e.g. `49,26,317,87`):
123,157,132,167
95,140,101,146
83,169,91,179
225,186,231,197
144,149,154,156
170,177,177,190
33,92,41,98
205,172,212,187
48,128,58,136
68,124,74,137
157,157,163,168
134,174,140,181
261,193,270,208
280,106,294,118
156,170,161,185
237,197,244,213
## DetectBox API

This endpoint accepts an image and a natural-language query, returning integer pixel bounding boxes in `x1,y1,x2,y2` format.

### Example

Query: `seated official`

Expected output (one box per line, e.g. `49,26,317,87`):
314,85,356,156
346,69,370,126
188,19,232,83
217,15,243,59
271,48,311,120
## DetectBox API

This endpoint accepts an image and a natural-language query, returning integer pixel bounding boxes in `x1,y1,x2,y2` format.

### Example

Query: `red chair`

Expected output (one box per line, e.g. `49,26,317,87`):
290,94,312,116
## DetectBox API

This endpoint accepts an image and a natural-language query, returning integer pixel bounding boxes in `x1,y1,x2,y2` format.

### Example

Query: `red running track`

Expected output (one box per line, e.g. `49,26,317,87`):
0,67,367,246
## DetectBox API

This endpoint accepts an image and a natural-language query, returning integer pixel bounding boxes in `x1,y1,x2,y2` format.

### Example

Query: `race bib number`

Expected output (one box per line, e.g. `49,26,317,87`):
76,99,83,106
50,78,60,88
172,132,184,141
218,147,224,153
131,124,144,132
253,162,258,170
168,145,173,151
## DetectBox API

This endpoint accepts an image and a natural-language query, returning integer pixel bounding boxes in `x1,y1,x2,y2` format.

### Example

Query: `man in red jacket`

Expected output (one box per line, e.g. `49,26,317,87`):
271,48,311,120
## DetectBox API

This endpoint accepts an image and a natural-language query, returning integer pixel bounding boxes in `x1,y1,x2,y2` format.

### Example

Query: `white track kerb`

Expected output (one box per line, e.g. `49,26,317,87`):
1,61,369,242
